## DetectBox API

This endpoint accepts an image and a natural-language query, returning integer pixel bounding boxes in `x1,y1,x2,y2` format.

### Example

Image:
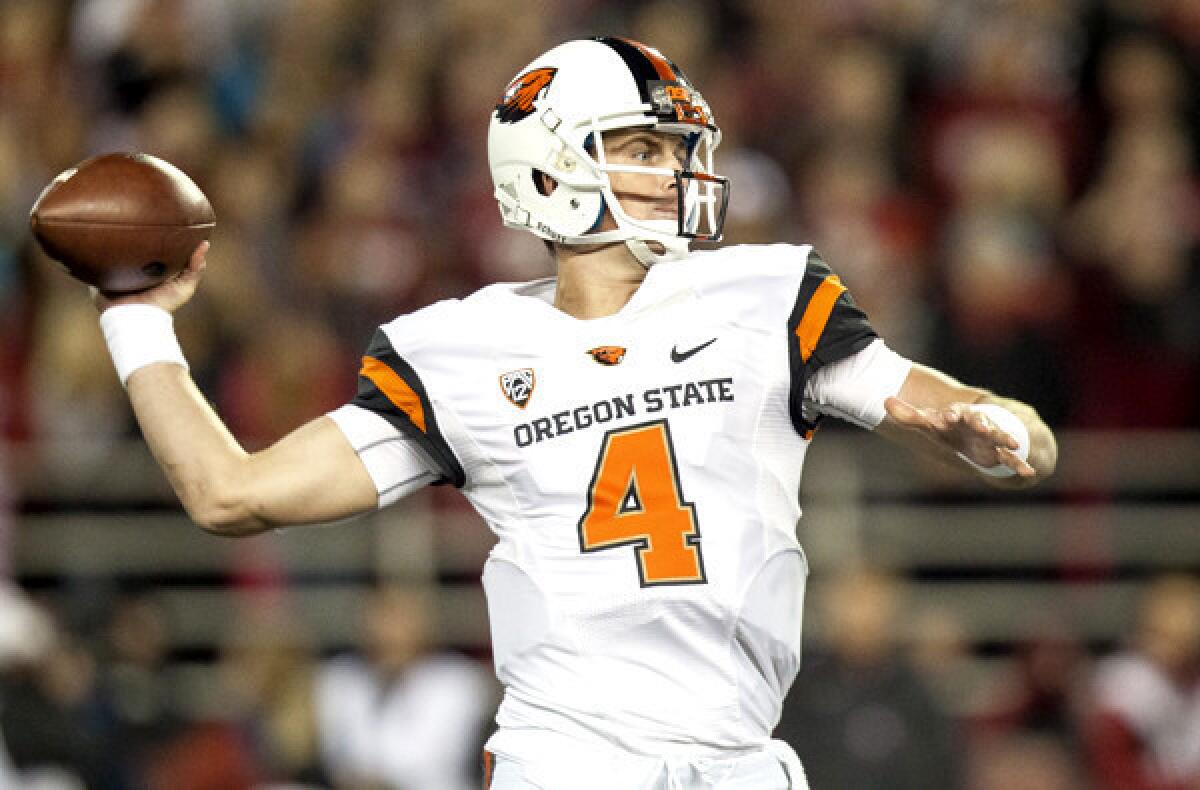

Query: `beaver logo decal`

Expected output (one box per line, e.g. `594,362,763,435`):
587,346,627,366
495,67,558,123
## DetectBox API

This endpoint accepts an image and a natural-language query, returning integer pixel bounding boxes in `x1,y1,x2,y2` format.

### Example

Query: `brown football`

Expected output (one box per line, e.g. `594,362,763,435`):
29,152,215,294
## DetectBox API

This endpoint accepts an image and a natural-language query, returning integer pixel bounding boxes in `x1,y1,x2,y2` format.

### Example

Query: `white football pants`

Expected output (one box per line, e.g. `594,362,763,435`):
485,739,808,790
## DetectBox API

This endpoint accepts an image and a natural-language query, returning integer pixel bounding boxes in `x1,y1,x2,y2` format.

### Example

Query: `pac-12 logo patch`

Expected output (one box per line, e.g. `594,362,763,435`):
495,67,558,123
587,346,627,366
500,368,536,409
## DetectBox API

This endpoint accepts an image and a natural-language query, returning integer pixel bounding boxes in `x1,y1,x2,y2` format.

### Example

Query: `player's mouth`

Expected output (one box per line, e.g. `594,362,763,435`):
616,193,678,221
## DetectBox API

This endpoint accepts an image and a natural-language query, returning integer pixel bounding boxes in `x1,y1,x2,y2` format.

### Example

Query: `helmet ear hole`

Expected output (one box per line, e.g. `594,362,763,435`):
533,169,557,196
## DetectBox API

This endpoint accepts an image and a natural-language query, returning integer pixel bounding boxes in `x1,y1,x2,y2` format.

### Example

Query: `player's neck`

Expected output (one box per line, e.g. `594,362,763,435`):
553,243,647,320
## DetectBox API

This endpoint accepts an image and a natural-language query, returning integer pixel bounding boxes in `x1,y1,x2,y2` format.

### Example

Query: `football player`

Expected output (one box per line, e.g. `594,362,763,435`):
95,37,1057,789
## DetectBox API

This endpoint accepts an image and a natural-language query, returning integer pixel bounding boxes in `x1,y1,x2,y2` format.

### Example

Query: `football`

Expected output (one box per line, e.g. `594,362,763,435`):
29,152,215,294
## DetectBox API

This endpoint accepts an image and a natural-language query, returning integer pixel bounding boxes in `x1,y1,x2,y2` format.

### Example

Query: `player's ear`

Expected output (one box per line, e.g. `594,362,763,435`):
534,170,558,196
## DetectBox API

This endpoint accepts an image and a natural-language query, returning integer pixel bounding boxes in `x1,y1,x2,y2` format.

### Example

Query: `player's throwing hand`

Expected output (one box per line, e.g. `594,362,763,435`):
92,241,209,314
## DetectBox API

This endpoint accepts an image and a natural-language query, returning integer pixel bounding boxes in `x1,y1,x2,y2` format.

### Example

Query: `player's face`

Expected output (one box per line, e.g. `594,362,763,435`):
598,128,691,227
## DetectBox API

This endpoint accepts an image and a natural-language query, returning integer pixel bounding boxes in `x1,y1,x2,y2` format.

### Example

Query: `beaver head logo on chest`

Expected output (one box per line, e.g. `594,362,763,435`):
587,346,627,366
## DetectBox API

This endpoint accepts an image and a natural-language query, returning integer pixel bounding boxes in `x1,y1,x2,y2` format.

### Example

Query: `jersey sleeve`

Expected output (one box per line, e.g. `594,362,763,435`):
326,404,440,507
786,249,878,434
347,326,467,488
804,338,913,430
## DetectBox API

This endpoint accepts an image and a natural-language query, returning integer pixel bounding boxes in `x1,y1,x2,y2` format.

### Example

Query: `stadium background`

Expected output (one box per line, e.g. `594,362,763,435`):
0,0,1198,788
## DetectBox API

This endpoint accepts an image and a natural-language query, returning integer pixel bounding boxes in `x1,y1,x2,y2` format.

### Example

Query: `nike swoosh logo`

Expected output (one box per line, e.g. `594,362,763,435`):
670,337,717,363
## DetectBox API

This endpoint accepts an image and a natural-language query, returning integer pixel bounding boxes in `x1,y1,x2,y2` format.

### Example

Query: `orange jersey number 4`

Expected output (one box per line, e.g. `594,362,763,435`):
578,420,707,586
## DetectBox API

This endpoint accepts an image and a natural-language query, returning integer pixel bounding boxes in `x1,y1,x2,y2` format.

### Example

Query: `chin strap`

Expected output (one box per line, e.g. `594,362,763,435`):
624,237,690,268
625,239,659,268
498,182,693,267
622,217,691,268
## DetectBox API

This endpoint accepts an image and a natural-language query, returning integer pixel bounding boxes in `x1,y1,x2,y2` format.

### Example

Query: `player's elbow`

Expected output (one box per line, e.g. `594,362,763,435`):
189,504,266,537
182,480,269,538
191,508,268,538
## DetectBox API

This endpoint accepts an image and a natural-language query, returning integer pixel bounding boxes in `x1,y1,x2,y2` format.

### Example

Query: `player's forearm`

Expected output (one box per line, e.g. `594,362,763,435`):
125,363,271,536
99,296,274,534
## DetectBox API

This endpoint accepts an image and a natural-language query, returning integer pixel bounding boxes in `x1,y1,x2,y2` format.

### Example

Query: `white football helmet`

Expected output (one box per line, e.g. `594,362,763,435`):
488,37,729,267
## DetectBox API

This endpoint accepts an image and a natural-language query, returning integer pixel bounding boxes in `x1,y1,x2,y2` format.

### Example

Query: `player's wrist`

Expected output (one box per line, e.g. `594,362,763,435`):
955,402,1030,478
99,303,189,387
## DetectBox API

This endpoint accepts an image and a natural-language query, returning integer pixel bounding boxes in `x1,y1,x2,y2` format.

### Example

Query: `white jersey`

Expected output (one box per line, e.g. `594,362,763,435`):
329,243,908,760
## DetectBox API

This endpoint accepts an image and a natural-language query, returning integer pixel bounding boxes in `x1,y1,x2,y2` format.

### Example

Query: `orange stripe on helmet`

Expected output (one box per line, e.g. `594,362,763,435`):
624,38,678,81
795,275,846,363
360,356,427,433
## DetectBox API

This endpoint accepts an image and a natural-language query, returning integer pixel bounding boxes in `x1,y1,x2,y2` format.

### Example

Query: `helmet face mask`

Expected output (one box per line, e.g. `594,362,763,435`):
591,127,729,240
488,37,730,267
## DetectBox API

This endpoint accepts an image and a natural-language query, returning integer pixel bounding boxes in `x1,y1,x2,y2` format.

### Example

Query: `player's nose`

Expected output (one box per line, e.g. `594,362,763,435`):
661,161,680,192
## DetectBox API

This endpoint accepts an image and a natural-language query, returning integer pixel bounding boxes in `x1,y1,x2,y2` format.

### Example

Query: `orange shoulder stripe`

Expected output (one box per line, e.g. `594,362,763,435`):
360,356,427,433
795,275,846,363
482,750,494,789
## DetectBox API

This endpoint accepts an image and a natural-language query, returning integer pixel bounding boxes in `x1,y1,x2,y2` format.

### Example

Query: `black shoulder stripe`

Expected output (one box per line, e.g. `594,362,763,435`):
812,292,877,366
353,329,466,488
786,251,877,434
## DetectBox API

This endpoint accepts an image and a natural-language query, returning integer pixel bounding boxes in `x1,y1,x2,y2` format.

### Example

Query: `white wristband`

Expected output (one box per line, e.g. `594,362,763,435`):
956,403,1030,478
99,304,188,386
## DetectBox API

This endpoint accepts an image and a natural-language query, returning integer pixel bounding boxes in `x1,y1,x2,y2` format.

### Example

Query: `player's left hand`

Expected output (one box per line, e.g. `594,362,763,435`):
883,396,1037,481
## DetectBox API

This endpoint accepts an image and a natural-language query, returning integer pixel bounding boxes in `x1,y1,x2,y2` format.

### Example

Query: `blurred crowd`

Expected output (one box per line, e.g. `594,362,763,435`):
1,0,1199,788
779,567,1200,790
1,566,1198,789
0,580,496,790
